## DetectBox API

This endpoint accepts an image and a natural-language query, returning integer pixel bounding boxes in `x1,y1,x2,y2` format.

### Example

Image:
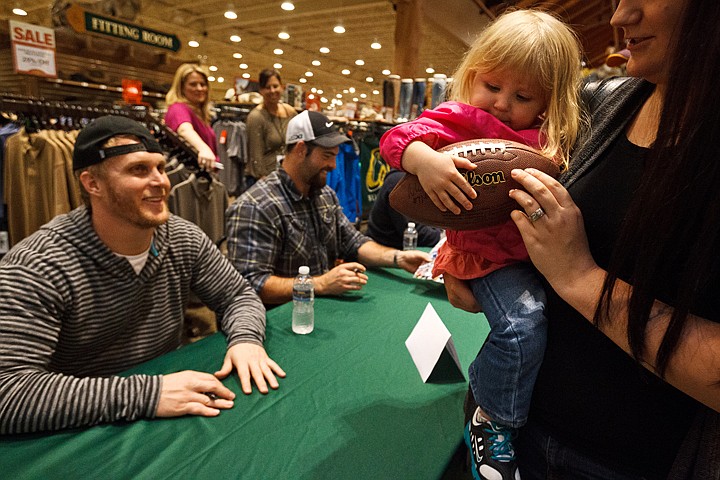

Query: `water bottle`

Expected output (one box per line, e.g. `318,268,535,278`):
403,222,418,250
292,266,314,334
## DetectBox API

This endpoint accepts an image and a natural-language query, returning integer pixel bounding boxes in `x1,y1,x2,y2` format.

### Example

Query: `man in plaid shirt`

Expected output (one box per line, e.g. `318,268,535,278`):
226,111,430,305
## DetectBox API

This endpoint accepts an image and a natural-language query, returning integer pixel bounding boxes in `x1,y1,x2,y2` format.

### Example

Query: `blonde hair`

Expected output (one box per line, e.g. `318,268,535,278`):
165,63,212,123
448,9,583,168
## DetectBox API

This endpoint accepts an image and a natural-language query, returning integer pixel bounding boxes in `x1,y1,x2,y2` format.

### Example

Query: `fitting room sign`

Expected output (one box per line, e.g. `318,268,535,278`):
65,3,180,52
9,21,57,78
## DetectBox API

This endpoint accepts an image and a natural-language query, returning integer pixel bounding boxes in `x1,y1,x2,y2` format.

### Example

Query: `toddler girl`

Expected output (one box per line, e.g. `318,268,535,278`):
380,10,583,480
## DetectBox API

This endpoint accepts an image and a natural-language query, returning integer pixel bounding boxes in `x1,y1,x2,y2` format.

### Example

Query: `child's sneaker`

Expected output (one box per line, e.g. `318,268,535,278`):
464,407,520,480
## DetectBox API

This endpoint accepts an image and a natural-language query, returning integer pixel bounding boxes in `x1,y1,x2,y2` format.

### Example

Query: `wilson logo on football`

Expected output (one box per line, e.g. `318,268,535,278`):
462,170,506,186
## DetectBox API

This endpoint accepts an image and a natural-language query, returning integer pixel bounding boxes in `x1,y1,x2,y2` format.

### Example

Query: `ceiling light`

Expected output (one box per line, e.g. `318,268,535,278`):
333,24,345,34
274,48,284,55
317,89,323,94
278,31,290,40
230,35,241,42
371,41,381,50
311,87,317,93
321,97,328,103
239,63,248,69
233,52,243,59
281,1,295,11
341,69,351,75
188,40,200,48
305,71,313,77
319,47,330,54
382,69,391,75
242,72,250,78
372,89,380,95
308,94,315,100
365,76,374,82
217,77,225,83
224,10,237,19
353,97,358,102
360,93,367,98
209,65,218,71
274,63,282,69
299,78,307,83
312,60,321,66
12,8,28,16
343,89,349,94
336,93,342,98
349,87,355,93
355,59,365,66
425,67,435,74
208,76,216,82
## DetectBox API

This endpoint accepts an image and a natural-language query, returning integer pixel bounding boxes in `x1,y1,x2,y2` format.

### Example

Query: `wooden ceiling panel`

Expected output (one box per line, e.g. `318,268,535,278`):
2,0,621,103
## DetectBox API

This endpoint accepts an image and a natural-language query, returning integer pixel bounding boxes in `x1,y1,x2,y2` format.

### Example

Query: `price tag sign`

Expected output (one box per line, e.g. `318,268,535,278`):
9,20,57,78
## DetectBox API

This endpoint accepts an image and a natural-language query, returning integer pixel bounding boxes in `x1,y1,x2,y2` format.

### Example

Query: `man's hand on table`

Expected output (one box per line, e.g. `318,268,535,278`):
395,249,431,274
215,343,286,395
156,370,236,417
314,262,368,296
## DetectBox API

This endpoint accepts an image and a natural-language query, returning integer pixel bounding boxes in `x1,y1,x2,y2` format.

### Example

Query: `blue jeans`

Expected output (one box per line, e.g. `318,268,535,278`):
515,419,650,480
468,263,547,428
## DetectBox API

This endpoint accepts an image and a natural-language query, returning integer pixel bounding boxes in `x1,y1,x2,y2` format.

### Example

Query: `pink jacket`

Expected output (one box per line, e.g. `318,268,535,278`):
379,101,542,277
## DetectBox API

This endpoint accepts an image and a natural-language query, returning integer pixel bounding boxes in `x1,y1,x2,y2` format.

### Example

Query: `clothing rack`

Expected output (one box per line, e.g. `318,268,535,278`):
213,103,254,123
0,95,202,170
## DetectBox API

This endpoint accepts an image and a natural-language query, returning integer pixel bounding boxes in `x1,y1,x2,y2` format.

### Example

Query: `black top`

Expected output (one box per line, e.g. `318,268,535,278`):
367,170,442,250
530,132,709,478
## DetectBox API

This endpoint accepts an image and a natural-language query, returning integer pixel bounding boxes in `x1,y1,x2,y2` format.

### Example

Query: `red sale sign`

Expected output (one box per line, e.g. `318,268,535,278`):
9,20,57,78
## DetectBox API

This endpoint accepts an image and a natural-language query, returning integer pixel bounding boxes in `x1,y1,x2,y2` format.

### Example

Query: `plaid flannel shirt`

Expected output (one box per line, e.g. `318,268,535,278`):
225,168,369,293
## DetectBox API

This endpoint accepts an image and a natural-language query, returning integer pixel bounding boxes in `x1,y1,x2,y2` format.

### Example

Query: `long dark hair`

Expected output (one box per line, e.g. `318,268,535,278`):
596,0,720,376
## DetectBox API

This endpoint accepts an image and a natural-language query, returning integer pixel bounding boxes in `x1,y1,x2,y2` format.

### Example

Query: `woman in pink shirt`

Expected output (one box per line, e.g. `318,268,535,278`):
164,63,218,170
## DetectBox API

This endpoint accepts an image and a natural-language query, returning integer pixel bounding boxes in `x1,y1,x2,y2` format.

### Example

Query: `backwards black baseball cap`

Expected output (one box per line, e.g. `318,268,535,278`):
285,111,350,148
72,115,163,170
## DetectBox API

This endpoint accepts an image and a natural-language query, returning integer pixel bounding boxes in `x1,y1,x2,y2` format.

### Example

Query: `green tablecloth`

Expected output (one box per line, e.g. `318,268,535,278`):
0,268,488,479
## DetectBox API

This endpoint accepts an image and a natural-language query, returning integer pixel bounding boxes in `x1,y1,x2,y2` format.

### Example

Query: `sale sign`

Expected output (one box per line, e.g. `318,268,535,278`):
10,20,57,78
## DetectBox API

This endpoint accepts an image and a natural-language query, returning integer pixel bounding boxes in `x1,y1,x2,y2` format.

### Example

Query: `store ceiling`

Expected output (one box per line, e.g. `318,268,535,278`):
3,0,620,104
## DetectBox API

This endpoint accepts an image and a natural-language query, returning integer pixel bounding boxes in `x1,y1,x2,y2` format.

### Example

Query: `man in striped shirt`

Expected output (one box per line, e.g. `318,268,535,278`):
0,116,285,434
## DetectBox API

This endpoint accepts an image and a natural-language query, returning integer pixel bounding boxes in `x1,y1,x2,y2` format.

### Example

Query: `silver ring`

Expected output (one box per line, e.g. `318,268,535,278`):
529,207,545,223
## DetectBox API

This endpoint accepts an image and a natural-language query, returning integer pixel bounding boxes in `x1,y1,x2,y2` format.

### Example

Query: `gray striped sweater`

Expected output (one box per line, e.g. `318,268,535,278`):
0,207,266,434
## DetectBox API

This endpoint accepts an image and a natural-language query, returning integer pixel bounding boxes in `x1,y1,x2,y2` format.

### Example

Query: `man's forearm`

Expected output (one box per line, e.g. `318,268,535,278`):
259,275,295,305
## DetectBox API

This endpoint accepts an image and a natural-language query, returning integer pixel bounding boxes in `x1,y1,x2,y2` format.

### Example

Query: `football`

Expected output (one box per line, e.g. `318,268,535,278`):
388,139,559,230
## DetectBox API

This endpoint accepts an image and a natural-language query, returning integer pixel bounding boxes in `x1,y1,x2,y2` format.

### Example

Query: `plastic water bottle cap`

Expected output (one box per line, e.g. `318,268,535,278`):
408,222,415,228
298,266,310,275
